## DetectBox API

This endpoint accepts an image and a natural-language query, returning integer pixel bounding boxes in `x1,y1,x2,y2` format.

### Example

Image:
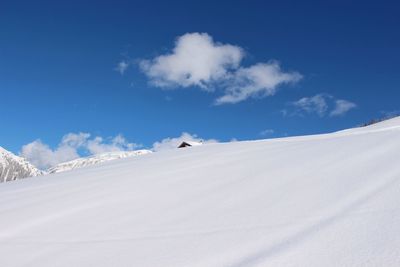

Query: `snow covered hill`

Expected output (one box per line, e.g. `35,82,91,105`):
0,146,43,182
1,117,400,266
47,150,152,174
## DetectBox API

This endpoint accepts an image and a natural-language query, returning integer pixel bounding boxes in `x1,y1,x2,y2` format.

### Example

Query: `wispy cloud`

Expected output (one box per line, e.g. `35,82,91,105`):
215,62,301,105
330,99,357,117
259,129,275,136
288,94,356,117
152,132,217,152
140,32,301,104
115,60,130,75
292,94,329,117
20,133,138,169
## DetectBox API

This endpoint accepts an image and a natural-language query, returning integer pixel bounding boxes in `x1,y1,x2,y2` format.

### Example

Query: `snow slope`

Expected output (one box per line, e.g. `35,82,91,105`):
0,146,43,182
47,150,152,174
1,117,400,266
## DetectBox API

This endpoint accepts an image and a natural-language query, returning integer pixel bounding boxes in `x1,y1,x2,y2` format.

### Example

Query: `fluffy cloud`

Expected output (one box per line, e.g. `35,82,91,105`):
330,99,357,117
21,133,138,169
140,32,301,104
86,135,136,154
289,94,356,117
20,140,80,170
140,33,243,89
152,132,217,152
215,62,302,104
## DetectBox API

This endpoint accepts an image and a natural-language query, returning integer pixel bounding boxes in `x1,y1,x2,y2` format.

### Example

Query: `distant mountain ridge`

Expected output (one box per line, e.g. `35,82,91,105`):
48,150,152,174
0,147,152,182
0,146,43,182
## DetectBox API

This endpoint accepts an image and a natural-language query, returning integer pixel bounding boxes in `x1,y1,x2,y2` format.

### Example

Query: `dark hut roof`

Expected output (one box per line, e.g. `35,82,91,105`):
178,141,202,148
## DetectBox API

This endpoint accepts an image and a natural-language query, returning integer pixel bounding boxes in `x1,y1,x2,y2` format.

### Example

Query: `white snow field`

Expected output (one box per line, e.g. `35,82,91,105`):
1,117,400,267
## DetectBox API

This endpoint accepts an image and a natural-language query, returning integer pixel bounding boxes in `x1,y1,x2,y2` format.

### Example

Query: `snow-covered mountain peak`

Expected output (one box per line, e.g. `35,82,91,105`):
0,146,43,182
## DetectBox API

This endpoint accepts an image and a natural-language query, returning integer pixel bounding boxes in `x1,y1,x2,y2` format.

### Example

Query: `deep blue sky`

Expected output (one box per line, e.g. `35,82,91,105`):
1,0,399,154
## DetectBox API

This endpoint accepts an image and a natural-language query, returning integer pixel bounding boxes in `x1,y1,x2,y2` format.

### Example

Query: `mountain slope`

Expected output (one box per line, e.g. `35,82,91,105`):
47,150,152,174
0,147,43,182
0,117,400,266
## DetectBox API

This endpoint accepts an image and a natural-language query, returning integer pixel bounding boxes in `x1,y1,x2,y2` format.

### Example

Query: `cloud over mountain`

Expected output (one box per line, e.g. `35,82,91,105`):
21,133,138,169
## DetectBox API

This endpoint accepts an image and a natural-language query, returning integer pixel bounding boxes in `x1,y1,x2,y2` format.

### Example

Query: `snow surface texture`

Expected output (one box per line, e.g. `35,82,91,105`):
0,117,400,266
48,150,152,174
0,147,43,182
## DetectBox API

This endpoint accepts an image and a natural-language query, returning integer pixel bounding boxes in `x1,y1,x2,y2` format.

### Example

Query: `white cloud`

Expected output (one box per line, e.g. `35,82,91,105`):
140,33,243,89
61,132,91,147
215,62,302,104
152,132,217,152
115,60,129,75
21,140,80,170
330,99,357,117
86,134,136,154
290,94,356,117
140,33,301,104
21,133,138,169
292,94,329,117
